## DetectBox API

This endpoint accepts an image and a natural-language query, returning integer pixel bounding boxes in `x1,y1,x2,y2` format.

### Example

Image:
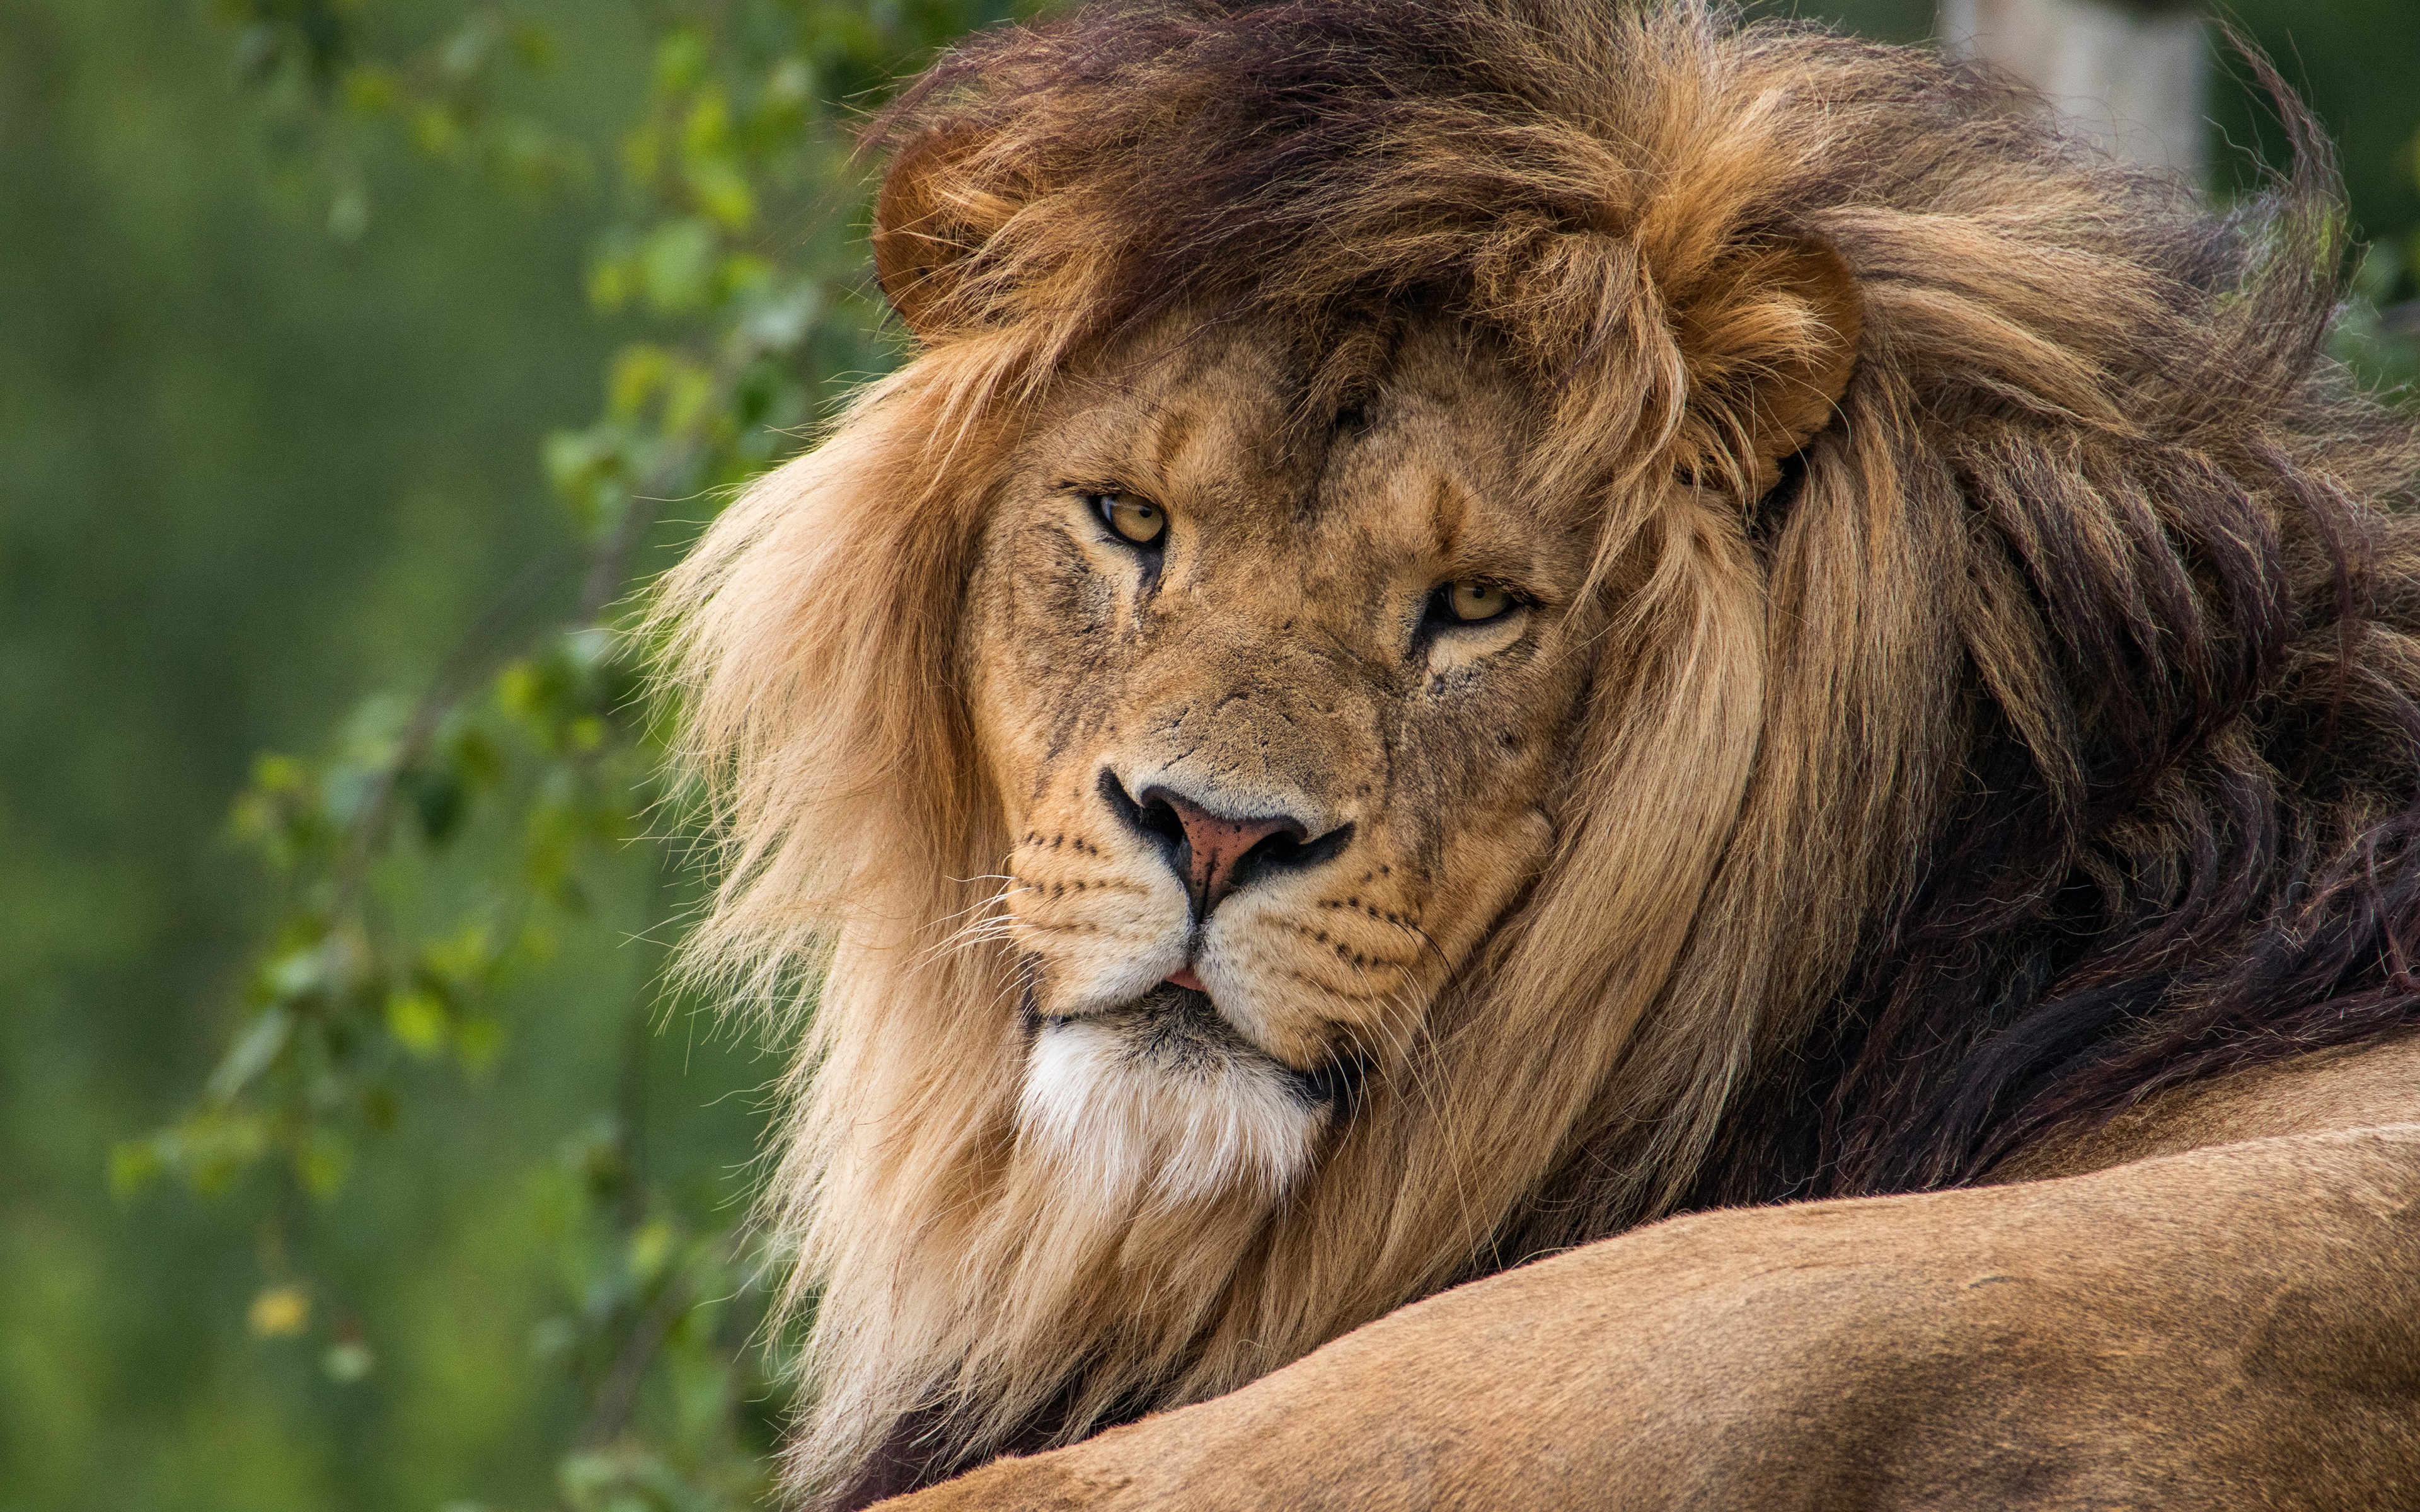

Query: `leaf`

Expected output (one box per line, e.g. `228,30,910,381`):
412,102,465,161
688,161,756,233
662,362,718,438
385,989,450,1058
108,1137,166,1199
340,64,400,115
405,765,469,843
422,920,495,985
763,55,812,113
440,722,504,789
323,1339,376,1382
638,220,718,315
162,1108,272,1196
608,345,674,420
510,22,556,73
207,1008,292,1104
737,281,820,355
651,27,708,95
438,11,502,85
296,1128,355,1202
629,1219,676,1283
560,1445,717,1512
326,185,369,243
563,626,616,672
248,1285,311,1338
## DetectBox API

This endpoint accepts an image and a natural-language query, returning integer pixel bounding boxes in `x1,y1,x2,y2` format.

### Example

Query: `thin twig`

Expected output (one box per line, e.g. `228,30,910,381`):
580,462,685,622
332,438,701,910
579,1278,689,1446
331,542,578,909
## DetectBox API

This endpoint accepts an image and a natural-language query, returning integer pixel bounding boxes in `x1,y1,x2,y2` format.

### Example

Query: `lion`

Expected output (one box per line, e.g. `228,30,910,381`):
652,1,2420,1506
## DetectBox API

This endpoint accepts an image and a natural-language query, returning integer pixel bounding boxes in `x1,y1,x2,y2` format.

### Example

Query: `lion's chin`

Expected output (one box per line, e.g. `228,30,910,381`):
1017,987,1328,1211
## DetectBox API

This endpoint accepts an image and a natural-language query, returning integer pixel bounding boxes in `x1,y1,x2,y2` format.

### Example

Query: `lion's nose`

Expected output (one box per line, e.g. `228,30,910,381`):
1100,771,1351,920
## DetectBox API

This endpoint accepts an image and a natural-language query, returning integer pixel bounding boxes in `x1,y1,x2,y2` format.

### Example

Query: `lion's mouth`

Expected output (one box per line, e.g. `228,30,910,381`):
1018,982,1342,1205
1035,982,1364,1112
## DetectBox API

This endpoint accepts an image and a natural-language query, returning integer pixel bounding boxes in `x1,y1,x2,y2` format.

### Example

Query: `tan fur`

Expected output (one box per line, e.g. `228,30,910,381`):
649,1,2420,1504
1990,1033,2420,1183
880,1038,2420,1510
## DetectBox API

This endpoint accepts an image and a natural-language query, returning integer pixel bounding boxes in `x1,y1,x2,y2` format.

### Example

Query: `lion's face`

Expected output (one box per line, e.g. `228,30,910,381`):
969,317,1603,1202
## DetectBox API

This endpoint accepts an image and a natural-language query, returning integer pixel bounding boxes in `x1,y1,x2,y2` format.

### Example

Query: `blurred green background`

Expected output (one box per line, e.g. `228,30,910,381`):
2,2,2415,1509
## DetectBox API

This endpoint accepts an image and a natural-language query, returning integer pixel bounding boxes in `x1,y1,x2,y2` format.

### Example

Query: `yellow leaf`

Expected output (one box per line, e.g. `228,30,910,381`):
608,343,673,418
248,1286,311,1339
629,1219,675,1281
384,990,449,1057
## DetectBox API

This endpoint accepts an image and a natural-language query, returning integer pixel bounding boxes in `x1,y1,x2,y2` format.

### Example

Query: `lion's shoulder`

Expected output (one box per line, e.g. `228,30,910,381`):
1985,1032,2420,1185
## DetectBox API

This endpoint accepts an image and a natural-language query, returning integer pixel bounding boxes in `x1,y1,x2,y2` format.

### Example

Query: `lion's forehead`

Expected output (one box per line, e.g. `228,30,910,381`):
1027,317,1582,603
951,312,1603,916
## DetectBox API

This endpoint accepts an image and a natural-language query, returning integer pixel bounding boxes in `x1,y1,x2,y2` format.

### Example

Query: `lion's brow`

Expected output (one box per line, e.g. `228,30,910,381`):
1429,472,1470,560
1146,401,1205,491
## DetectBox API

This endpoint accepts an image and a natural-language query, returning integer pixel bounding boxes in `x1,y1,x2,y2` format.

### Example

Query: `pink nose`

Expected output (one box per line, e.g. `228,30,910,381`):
1100,770,1348,922
1151,790,1308,915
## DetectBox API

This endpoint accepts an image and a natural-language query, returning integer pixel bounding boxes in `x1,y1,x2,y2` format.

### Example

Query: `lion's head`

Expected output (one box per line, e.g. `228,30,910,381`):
655,0,2420,1502
973,316,1605,1200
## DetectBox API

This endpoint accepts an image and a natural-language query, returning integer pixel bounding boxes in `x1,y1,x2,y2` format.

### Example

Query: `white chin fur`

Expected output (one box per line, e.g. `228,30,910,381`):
1018,1010,1323,1211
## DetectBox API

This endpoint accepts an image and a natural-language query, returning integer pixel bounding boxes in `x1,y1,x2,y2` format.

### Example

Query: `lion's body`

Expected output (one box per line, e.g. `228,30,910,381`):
654,1,2420,1505
890,1039,2420,1510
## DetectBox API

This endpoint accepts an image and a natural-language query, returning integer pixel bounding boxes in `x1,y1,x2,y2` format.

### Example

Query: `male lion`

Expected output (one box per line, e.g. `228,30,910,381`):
655,1,2420,1506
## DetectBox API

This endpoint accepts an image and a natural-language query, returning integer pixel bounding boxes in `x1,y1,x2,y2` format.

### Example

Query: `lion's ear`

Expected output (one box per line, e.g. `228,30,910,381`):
1671,237,1863,498
871,127,1023,338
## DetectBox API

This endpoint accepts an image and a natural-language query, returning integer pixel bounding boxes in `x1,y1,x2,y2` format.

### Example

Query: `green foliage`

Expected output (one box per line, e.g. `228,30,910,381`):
2336,234,2420,396
110,1,1013,1504
48,0,2419,1507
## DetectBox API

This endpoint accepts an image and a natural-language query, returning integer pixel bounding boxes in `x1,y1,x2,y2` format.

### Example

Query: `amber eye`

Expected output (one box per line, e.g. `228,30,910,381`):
1444,580,1514,622
1094,493,1167,548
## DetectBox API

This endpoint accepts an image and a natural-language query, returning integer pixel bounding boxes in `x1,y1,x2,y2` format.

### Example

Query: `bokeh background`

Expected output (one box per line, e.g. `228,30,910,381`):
3,3,2415,1509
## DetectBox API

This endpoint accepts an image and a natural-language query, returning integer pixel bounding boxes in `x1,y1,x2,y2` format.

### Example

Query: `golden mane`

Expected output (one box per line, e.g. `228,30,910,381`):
652,1,2420,1502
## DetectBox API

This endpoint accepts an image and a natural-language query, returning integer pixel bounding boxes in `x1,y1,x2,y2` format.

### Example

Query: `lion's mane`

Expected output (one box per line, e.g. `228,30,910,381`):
654,1,2420,1501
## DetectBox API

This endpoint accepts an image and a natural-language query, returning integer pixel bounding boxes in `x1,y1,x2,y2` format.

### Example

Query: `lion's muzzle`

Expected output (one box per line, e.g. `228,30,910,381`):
1098,769,1354,925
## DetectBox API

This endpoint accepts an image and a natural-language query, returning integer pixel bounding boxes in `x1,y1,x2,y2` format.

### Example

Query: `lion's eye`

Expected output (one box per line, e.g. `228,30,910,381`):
1443,580,1513,623
1093,493,1167,549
